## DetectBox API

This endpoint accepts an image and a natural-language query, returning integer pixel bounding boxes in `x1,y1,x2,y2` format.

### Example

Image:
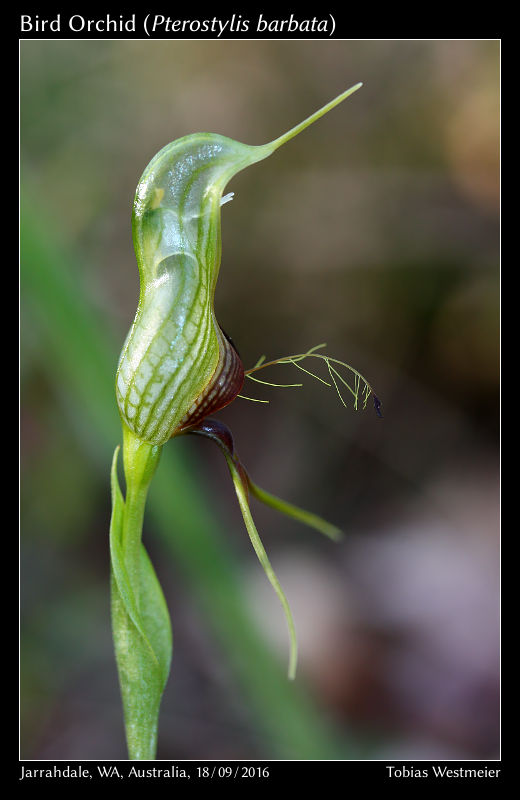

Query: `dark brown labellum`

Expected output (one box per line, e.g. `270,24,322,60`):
182,416,250,497
175,326,244,433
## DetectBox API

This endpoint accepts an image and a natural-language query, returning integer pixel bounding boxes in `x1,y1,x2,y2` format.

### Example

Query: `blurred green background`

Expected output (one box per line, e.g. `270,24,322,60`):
20,40,499,760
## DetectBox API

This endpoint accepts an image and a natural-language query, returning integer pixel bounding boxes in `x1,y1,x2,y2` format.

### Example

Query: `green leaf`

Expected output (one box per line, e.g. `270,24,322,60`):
110,551,172,760
109,446,125,542
138,545,173,689
109,446,156,658
109,446,172,759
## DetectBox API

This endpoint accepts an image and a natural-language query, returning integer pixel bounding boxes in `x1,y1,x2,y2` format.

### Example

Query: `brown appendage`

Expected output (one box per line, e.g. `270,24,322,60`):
175,327,244,433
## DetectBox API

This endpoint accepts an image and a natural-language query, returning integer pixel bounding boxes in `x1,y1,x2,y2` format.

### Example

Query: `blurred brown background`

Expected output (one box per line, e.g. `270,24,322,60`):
21,39,499,760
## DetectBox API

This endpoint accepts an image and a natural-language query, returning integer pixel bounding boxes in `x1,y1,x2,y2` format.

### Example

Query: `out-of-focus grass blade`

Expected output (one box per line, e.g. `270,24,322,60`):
21,191,360,759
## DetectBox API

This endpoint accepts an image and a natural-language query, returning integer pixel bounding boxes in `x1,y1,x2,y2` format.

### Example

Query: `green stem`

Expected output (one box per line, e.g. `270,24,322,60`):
121,423,161,593
120,485,147,601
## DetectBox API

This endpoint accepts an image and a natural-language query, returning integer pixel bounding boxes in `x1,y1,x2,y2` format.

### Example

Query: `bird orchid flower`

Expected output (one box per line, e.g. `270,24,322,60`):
110,82,379,760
